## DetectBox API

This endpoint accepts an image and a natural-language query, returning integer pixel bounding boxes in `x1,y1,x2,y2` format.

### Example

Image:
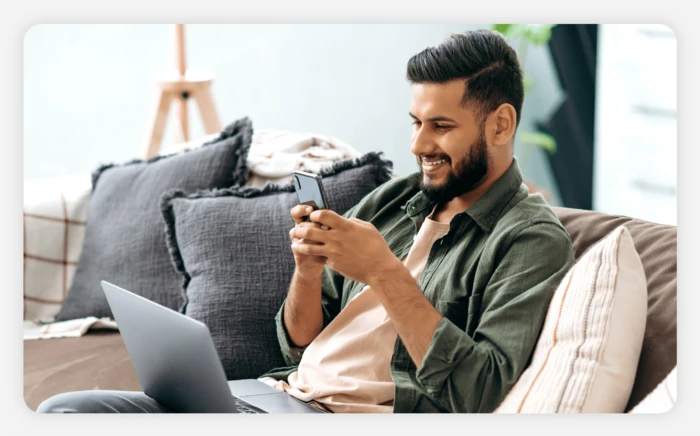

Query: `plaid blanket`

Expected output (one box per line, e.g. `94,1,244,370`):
23,172,92,324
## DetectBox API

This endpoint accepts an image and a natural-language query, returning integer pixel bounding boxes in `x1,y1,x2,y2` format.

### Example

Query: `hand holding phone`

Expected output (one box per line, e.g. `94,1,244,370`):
292,171,329,221
290,171,330,279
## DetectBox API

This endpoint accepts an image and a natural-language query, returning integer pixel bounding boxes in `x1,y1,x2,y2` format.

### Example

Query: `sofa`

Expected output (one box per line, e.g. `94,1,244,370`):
22,129,677,413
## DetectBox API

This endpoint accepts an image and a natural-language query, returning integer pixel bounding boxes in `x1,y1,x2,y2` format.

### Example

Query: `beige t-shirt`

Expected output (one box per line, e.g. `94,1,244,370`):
260,214,449,413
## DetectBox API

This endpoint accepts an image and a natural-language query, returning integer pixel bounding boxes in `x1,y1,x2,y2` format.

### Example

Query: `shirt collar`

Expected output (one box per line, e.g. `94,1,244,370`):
405,158,525,232
464,158,524,231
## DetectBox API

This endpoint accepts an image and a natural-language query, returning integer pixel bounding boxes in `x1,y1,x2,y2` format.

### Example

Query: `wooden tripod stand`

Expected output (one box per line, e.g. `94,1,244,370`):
143,24,222,159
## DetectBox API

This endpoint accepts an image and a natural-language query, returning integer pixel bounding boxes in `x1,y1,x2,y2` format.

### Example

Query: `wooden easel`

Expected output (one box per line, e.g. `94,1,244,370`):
143,24,222,158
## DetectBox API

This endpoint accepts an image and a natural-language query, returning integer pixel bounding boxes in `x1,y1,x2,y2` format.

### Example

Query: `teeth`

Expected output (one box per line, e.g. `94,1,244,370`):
424,159,446,166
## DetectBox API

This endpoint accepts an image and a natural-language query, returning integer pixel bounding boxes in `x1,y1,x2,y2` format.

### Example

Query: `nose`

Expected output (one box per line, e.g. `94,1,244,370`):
411,124,436,157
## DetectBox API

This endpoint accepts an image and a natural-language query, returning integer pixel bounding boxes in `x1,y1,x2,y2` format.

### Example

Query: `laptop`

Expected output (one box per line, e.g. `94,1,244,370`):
101,281,326,414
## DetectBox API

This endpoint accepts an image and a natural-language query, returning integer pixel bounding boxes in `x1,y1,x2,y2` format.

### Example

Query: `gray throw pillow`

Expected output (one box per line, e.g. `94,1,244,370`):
160,152,393,380
56,117,254,321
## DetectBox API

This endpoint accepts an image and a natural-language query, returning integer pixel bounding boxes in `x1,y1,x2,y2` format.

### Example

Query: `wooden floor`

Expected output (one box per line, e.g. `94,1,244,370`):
24,331,140,411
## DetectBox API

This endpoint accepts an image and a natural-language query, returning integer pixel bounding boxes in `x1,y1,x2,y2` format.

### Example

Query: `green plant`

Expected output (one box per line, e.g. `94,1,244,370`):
490,24,557,170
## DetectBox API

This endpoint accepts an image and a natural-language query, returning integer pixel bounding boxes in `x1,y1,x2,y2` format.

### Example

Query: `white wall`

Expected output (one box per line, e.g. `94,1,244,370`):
24,24,562,204
594,24,676,225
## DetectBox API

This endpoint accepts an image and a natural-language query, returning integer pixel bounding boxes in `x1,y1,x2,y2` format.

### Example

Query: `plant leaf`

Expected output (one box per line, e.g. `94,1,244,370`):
521,24,556,45
518,131,557,154
491,24,513,35
490,24,556,45
491,24,527,38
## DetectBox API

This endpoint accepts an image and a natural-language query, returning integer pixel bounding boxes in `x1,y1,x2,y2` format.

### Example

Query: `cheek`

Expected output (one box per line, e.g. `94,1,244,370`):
437,135,460,162
441,131,473,163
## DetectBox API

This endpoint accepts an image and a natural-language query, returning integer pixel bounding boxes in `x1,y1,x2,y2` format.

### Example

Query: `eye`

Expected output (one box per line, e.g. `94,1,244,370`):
435,124,452,130
411,120,421,126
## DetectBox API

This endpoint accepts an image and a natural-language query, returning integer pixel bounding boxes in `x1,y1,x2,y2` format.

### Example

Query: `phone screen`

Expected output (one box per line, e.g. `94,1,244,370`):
293,172,327,210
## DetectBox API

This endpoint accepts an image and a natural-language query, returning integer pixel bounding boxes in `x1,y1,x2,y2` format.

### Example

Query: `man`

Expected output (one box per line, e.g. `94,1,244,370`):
38,28,574,414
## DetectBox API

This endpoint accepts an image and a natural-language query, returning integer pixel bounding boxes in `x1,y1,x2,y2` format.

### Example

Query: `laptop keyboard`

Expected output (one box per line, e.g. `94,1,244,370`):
233,396,267,414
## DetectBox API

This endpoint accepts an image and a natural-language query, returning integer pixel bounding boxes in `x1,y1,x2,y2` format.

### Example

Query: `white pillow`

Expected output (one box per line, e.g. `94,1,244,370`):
495,225,647,413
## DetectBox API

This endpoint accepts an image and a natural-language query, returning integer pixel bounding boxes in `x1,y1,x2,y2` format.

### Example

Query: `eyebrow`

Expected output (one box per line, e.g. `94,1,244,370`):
408,112,458,123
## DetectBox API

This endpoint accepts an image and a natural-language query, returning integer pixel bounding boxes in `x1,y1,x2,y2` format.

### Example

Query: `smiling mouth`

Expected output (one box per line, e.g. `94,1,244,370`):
422,158,448,171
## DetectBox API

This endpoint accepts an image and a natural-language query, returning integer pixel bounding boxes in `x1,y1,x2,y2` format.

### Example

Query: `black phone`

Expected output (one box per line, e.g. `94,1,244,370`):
292,171,329,217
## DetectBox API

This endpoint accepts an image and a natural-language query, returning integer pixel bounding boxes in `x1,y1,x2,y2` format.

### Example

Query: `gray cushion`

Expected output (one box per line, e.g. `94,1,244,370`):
56,118,254,321
160,152,393,380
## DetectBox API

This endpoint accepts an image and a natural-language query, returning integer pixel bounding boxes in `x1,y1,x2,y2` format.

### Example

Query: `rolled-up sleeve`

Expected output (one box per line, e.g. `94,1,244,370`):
415,222,575,413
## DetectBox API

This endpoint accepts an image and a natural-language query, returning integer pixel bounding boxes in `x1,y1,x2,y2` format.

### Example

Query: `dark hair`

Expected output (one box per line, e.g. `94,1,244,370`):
406,29,524,128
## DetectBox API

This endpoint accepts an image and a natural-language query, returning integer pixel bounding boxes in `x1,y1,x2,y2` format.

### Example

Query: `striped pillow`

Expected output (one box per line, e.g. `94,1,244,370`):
495,226,647,413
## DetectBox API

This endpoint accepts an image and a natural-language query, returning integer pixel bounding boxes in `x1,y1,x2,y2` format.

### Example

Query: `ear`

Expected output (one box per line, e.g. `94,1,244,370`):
486,103,517,147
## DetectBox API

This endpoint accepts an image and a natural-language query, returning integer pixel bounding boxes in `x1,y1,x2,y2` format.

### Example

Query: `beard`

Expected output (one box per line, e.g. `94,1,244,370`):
418,131,489,204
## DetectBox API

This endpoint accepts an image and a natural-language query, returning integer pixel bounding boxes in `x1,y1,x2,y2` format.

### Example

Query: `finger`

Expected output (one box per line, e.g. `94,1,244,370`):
291,241,325,257
291,236,323,246
297,221,324,229
290,205,315,224
295,220,329,231
309,209,346,229
291,222,325,240
290,204,313,217
295,226,330,243
290,228,306,243
290,233,324,245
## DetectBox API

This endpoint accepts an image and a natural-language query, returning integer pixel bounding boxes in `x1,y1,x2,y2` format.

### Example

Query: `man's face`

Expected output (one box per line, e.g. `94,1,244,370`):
409,80,489,204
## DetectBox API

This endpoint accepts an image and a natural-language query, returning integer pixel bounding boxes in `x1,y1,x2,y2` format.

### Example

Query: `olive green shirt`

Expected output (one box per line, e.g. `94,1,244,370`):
262,159,575,413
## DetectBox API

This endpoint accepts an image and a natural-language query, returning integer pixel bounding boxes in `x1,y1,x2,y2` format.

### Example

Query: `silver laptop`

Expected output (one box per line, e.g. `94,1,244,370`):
101,281,325,414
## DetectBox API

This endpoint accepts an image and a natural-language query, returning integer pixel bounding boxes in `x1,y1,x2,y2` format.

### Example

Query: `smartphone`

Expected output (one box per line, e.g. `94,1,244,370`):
292,170,329,218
